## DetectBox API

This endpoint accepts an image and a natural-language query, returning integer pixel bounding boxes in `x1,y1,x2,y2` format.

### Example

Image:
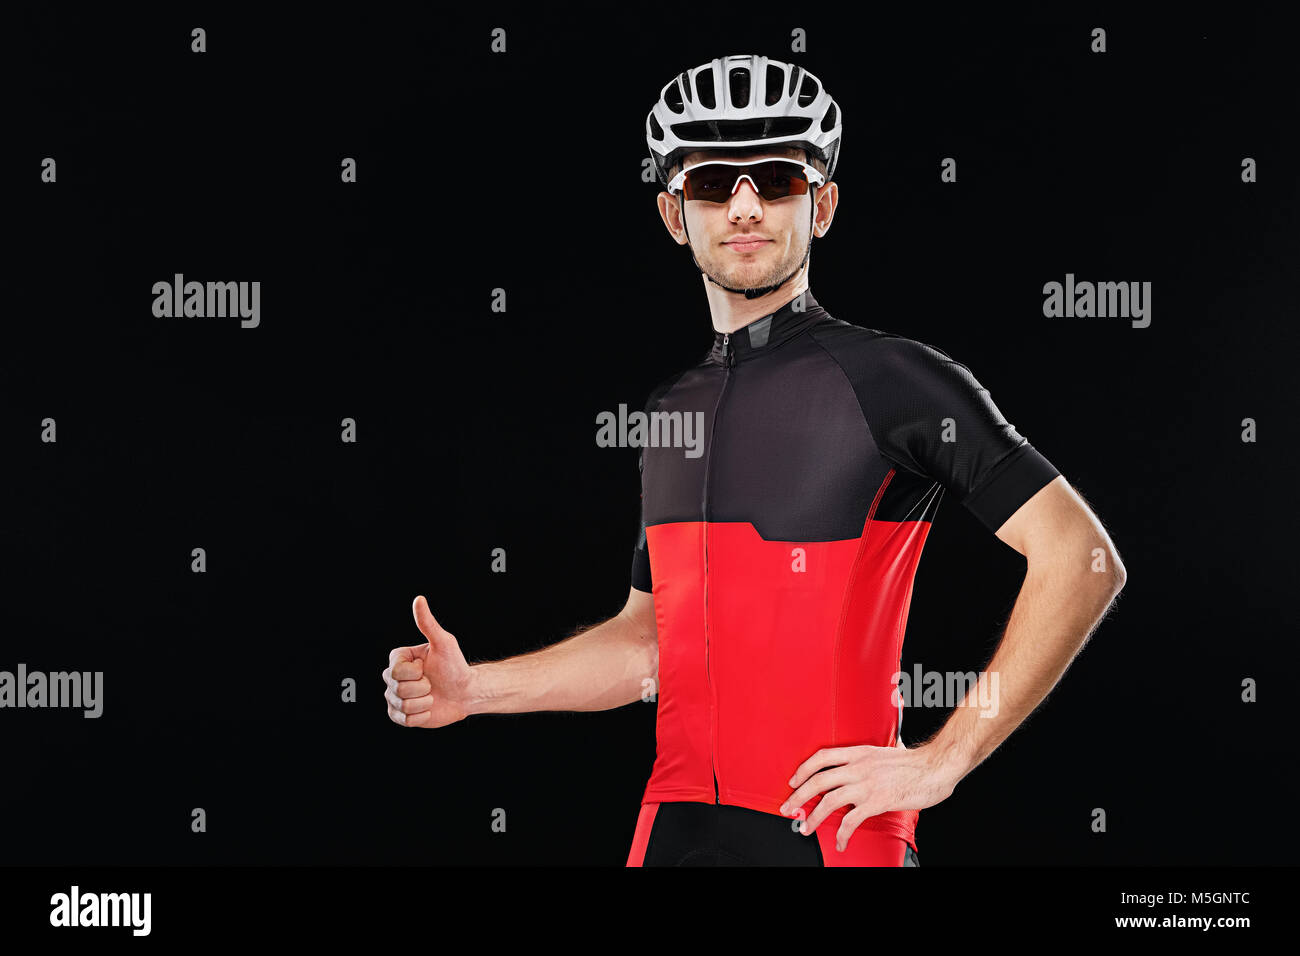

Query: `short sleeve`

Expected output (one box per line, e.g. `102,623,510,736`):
863,337,1060,532
627,370,689,592
630,447,652,592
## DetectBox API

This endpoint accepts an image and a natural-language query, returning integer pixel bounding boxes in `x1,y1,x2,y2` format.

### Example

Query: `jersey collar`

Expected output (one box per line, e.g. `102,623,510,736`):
708,289,827,365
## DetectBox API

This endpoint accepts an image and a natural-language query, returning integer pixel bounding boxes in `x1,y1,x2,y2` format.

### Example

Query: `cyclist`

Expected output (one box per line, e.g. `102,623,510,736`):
383,54,1127,866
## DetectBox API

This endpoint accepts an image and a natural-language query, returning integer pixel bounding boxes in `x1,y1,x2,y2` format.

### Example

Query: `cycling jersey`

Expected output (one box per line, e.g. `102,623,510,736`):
628,288,1060,865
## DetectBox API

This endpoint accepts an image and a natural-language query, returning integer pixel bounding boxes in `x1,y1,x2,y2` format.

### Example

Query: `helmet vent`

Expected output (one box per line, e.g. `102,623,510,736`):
671,117,812,143
695,69,716,109
820,101,838,132
765,65,784,106
664,79,684,114
728,67,750,108
798,74,820,107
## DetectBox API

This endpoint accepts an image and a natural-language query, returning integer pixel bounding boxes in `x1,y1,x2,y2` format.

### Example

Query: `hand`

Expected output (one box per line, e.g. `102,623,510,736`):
778,740,960,852
382,596,475,728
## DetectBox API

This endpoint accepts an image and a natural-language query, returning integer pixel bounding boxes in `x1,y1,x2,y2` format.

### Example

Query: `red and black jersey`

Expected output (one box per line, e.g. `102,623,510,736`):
629,289,1059,856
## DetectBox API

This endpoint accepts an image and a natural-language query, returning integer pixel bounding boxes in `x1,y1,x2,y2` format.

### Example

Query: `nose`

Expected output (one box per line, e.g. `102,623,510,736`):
728,176,764,217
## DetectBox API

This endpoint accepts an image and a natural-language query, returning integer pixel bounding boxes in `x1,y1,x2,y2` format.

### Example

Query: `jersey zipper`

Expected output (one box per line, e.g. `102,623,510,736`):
701,332,735,804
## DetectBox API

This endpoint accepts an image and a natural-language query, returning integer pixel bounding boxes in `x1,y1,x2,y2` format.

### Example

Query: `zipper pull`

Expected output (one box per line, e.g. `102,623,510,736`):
722,333,734,367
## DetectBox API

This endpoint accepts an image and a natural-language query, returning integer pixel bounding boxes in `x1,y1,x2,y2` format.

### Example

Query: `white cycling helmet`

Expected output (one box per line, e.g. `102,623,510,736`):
646,54,842,188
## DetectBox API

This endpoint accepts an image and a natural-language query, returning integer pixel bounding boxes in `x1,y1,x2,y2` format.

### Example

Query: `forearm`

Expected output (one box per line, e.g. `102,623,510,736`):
923,548,1125,784
465,609,658,715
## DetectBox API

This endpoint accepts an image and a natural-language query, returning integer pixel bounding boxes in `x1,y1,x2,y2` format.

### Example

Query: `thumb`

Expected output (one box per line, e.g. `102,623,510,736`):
412,595,454,650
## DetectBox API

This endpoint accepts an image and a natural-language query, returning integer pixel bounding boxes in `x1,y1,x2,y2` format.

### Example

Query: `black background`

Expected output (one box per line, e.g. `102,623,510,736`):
5,6,1297,866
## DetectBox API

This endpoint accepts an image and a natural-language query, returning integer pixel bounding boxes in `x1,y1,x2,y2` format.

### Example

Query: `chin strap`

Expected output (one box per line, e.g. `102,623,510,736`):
681,195,816,300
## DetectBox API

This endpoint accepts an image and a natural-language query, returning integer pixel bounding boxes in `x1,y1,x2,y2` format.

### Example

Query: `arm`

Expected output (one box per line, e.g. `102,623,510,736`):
386,376,673,727
460,442,662,715
383,588,657,728
386,432,663,728
467,586,658,715
920,475,1127,784
783,475,1127,848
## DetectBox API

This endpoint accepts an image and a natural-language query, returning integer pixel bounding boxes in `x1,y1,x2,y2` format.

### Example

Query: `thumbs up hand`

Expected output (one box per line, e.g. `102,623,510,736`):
382,596,475,728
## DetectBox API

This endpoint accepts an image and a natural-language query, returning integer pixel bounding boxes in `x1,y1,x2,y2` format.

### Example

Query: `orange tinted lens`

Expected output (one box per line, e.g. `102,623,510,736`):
683,160,809,202
750,161,809,200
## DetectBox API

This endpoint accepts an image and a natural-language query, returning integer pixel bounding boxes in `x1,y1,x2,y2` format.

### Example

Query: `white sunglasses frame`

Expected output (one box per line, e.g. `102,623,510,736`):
666,157,827,200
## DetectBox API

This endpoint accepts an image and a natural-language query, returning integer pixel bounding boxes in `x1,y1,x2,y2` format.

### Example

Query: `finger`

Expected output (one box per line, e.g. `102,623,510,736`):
835,805,872,852
403,709,438,728
391,657,426,681
391,639,433,670
412,596,455,650
780,765,851,817
381,661,426,689
801,788,852,835
788,747,853,788
393,675,432,700
388,644,418,669
388,703,438,728
386,686,434,715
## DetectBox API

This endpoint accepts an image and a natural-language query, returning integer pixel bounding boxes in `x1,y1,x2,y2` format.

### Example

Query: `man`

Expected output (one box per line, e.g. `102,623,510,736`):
382,54,1126,866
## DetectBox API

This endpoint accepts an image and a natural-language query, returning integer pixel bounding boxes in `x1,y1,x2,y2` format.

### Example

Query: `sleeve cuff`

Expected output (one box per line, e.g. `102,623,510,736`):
631,547,652,593
961,443,1060,533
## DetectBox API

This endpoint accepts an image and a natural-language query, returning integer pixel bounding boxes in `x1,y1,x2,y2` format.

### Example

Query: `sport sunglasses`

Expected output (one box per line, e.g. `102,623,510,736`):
667,157,826,203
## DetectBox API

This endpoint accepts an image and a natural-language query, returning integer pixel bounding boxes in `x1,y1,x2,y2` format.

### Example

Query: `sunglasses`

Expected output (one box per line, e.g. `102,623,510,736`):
667,158,826,203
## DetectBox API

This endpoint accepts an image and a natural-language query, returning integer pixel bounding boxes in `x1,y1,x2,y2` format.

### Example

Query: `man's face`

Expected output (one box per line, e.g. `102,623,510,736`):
672,148,823,292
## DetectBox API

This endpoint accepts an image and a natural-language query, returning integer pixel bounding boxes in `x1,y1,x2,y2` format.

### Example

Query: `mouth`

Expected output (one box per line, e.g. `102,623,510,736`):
723,238,772,253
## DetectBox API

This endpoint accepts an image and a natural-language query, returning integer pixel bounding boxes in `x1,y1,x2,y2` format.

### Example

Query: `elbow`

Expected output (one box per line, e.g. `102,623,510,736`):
1105,542,1127,595
1090,554,1126,611
642,637,660,687
1111,558,1128,593
621,608,659,684
1091,550,1126,601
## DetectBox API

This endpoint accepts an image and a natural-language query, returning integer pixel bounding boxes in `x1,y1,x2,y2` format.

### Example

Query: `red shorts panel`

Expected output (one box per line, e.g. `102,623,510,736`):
625,801,661,867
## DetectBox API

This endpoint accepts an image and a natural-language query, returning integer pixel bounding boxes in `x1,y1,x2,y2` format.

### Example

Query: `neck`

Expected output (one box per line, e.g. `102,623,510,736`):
703,263,812,334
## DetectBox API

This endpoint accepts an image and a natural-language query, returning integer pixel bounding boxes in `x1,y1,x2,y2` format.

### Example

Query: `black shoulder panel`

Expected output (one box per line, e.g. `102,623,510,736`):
809,321,1060,533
